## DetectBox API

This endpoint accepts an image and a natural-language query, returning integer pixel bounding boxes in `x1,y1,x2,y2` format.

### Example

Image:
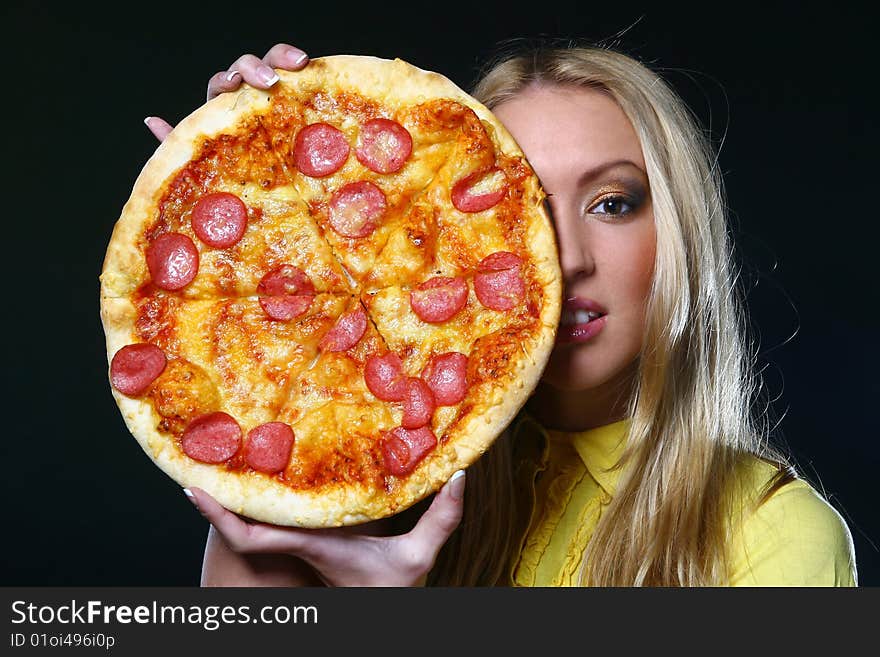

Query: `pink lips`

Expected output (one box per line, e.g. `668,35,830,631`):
556,296,608,344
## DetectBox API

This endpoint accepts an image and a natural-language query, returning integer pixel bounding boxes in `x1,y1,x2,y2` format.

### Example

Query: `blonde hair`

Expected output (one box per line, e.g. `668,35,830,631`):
428,44,795,586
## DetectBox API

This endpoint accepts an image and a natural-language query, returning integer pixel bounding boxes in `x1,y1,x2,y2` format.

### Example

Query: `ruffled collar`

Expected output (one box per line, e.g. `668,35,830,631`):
544,418,631,496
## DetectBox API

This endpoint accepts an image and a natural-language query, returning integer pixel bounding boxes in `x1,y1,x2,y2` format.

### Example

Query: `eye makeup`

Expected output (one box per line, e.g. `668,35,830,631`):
585,177,649,217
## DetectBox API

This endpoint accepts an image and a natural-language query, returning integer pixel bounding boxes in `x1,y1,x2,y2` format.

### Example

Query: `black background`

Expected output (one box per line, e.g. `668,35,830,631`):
3,2,877,587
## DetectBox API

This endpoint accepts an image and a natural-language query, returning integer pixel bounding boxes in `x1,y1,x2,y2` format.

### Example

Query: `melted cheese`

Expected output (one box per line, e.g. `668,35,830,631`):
109,64,558,518
136,294,349,432
148,128,351,298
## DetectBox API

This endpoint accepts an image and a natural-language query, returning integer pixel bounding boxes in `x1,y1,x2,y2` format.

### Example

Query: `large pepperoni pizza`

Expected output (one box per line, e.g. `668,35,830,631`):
100,55,561,527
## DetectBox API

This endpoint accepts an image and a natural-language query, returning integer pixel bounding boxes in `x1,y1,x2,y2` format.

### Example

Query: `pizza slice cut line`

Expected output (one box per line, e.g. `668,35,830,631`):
101,55,562,527
257,80,495,293
249,79,548,486
105,104,356,301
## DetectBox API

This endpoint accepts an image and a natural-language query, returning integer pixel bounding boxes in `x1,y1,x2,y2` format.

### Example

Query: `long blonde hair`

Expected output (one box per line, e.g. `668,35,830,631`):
429,44,795,586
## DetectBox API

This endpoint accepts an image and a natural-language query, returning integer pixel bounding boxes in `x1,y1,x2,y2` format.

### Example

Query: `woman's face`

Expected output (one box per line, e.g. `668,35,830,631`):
493,85,656,393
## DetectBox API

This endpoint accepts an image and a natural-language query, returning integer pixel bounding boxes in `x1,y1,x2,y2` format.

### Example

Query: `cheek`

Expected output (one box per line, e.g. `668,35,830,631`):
605,224,656,311
633,230,657,304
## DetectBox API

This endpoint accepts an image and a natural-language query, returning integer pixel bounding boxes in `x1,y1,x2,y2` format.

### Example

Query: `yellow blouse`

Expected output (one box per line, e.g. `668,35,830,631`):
509,416,858,586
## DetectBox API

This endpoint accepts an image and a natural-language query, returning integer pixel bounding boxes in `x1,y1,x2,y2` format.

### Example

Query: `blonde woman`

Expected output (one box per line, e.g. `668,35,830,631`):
150,41,857,587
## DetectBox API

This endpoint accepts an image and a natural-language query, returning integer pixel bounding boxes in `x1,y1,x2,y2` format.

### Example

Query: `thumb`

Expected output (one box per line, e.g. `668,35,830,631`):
404,470,466,556
184,486,311,555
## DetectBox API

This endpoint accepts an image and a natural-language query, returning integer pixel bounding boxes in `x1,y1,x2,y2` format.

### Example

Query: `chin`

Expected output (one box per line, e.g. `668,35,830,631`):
540,350,611,392
539,346,640,393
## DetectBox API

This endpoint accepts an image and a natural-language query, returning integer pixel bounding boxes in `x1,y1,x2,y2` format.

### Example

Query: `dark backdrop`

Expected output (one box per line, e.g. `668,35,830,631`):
3,2,877,586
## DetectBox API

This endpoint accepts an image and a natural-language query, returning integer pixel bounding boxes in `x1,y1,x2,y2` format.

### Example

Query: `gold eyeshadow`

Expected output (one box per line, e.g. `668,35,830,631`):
586,178,648,215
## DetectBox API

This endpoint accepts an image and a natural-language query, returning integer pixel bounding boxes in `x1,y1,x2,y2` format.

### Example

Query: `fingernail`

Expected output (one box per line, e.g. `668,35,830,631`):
183,488,201,512
291,50,308,65
449,470,466,501
225,70,240,82
143,116,154,126
257,65,280,85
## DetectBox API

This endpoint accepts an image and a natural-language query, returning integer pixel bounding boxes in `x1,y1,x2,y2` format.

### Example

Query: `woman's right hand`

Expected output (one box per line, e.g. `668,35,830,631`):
186,470,466,587
144,43,310,142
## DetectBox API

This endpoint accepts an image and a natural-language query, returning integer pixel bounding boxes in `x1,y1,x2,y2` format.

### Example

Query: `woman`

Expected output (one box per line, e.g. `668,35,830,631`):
148,42,857,586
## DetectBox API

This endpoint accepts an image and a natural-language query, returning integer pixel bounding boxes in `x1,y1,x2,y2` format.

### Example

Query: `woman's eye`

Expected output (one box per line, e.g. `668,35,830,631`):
588,195,635,217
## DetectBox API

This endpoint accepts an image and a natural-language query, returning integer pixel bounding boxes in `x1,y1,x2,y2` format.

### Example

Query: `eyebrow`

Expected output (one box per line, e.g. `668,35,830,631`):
577,159,647,186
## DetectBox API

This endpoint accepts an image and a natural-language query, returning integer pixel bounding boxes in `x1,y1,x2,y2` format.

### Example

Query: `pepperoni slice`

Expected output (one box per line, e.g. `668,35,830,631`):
258,295,313,321
421,352,468,406
146,232,199,290
293,122,350,177
191,192,248,248
257,265,316,320
474,251,525,311
181,412,242,464
244,422,295,474
451,168,508,213
381,426,437,477
319,307,367,352
364,353,407,401
409,277,468,323
257,265,316,297
401,377,436,429
356,118,413,174
110,343,167,396
328,181,386,238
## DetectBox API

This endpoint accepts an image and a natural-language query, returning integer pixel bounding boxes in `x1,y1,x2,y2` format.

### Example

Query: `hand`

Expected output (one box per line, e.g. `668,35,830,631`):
184,470,466,587
144,43,310,142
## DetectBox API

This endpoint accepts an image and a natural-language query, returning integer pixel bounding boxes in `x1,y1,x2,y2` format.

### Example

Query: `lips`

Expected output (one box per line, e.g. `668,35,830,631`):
557,297,607,343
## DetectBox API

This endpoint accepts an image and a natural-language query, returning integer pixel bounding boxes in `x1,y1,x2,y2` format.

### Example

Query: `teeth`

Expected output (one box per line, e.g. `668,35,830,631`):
560,309,602,326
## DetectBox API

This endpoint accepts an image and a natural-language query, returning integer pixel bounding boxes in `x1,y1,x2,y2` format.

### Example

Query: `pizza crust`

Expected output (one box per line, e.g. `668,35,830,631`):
101,55,561,527
277,55,524,151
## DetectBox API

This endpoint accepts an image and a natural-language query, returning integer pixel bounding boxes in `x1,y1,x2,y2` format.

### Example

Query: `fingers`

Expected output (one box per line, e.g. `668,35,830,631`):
184,482,463,586
400,470,466,566
144,116,173,142
207,44,309,101
206,69,243,101
262,43,309,70
184,487,311,555
233,53,280,86
207,54,274,100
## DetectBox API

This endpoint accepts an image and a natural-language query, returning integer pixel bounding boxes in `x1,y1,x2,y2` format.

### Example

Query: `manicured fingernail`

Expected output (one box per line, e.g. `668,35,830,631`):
284,46,308,65
183,488,201,511
449,470,466,500
225,70,240,82
257,65,280,85
143,116,154,126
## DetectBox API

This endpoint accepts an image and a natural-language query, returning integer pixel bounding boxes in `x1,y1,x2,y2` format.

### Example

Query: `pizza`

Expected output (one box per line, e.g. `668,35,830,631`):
100,55,561,527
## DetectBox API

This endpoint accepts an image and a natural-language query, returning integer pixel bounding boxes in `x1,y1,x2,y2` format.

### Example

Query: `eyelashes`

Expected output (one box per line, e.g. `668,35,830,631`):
541,183,649,222
587,174,650,219
587,193,639,217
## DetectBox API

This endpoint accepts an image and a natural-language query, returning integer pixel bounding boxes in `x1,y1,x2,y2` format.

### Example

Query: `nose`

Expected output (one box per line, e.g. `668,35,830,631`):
546,199,594,280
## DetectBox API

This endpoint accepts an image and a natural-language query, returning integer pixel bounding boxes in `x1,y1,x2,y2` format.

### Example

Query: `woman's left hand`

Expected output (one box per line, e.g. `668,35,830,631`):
144,42,310,142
